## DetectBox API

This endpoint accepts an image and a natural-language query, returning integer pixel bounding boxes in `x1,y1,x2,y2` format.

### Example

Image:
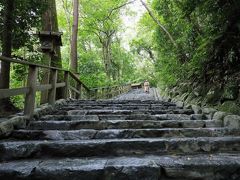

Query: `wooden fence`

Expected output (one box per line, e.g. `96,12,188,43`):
0,56,133,118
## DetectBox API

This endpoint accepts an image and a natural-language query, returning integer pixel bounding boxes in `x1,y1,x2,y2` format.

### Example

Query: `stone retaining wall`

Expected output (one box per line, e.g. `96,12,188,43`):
159,86,240,129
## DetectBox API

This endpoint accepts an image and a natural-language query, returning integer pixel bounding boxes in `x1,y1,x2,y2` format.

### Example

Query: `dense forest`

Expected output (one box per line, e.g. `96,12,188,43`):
0,0,240,115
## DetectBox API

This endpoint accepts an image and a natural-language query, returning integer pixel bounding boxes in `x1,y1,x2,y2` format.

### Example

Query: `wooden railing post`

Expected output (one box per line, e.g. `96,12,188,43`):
87,89,91,99
48,69,58,106
115,86,118,96
75,83,78,99
101,88,104,99
63,71,69,99
76,83,82,99
24,65,37,118
80,84,83,99
94,89,97,99
100,88,103,99
107,87,111,98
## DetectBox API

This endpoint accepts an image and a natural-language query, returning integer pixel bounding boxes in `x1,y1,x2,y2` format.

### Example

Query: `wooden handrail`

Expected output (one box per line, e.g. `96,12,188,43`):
69,72,90,91
0,56,64,71
0,56,89,90
0,55,140,117
0,55,91,118
0,56,88,88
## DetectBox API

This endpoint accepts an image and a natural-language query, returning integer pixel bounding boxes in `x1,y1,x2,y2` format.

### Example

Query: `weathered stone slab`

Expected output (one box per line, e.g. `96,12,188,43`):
0,155,240,180
202,108,217,119
0,116,28,137
191,104,202,114
224,115,240,129
213,111,229,127
29,120,220,130
40,115,99,121
65,109,194,116
1,137,240,161
9,128,240,140
1,90,240,180
190,114,207,120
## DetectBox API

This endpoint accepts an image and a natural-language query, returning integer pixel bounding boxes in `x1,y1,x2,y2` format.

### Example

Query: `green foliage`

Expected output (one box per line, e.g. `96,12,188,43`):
218,101,240,116
0,0,46,50
132,0,240,90
57,0,140,87
9,0,240,109
78,50,107,87
0,0,46,109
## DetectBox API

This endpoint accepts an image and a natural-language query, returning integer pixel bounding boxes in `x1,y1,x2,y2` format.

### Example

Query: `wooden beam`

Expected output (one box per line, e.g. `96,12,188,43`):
69,72,90,91
0,56,65,71
0,56,91,95
0,87,29,99
76,83,82,99
56,82,66,88
36,84,52,92
70,86,81,95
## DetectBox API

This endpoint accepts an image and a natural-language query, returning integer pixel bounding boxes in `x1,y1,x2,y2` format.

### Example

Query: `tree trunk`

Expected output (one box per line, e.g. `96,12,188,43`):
101,32,116,81
140,0,188,63
70,0,79,73
41,0,63,104
50,0,64,100
102,40,112,80
0,0,18,115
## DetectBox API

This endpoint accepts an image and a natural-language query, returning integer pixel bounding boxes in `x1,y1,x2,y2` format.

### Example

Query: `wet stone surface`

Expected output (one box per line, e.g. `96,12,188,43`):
0,88,239,179
0,155,240,180
113,88,157,101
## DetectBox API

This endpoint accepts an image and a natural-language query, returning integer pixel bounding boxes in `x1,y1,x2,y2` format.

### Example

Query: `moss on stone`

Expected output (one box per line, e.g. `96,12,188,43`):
218,101,240,116
206,89,223,105
222,82,239,101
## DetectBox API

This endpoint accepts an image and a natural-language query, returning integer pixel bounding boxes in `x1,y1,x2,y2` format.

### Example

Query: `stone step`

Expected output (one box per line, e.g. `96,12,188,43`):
64,109,194,116
39,114,192,121
66,104,177,109
58,105,182,111
0,154,239,180
0,137,240,161
29,120,220,130
40,115,100,121
64,101,176,107
8,128,240,141
68,100,176,105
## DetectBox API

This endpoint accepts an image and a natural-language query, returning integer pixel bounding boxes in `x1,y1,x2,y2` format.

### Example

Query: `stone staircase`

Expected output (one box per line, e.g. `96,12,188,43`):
0,89,240,179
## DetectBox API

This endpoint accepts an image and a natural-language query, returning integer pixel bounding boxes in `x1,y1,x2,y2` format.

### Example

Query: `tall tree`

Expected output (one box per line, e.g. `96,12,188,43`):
41,0,63,103
0,0,46,114
0,0,16,112
70,0,79,73
80,0,128,80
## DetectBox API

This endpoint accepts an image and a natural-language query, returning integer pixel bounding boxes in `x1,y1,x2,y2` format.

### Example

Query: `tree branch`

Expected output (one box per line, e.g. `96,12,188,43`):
139,0,177,48
102,0,137,22
108,0,137,17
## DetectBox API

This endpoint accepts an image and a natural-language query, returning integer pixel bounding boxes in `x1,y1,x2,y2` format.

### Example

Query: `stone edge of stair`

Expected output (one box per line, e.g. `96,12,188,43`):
1,137,240,161
0,154,240,179
0,99,69,138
